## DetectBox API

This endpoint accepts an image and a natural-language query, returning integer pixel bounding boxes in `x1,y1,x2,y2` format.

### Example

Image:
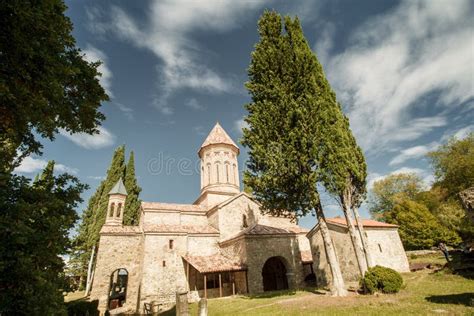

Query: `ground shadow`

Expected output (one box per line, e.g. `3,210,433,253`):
157,305,176,316
425,293,474,307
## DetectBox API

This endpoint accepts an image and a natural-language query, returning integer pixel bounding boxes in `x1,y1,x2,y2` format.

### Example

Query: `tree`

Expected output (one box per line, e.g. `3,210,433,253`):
74,146,125,278
385,199,461,249
0,162,87,314
318,108,371,275
0,0,108,172
428,133,474,198
123,151,142,225
369,173,424,219
242,11,346,296
73,146,142,286
428,133,474,242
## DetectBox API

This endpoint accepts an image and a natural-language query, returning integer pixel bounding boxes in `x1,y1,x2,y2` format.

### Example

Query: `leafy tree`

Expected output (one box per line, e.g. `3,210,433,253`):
428,133,474,198
385,199,461,249
0,0,108,172
0,162,86,314
242,11,346,295
369,173,424,218
123,151,142,225
428,133,474,242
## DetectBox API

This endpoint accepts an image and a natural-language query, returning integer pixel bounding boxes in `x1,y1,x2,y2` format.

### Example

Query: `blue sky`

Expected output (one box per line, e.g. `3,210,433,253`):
15,0,473,230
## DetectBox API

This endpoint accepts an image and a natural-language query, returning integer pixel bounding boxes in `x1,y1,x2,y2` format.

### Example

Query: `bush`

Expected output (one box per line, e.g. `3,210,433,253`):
360,265,403,294
66,299,99,316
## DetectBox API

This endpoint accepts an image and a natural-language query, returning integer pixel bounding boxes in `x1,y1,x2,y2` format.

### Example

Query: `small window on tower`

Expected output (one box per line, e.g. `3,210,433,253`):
162,260,166,267
169,240,174,249
116,203,122,217
109,203,115,217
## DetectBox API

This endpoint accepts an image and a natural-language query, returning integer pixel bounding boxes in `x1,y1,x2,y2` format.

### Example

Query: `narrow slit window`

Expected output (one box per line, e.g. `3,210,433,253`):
169,240,174,249
378,244,382,253
162,260,166,267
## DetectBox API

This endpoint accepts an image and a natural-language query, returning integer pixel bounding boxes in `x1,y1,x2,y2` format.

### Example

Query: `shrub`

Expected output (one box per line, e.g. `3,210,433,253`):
360,265,403,294
66,299,99,316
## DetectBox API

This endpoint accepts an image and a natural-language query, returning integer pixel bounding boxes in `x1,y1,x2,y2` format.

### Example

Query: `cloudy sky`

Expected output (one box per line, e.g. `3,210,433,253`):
15,0,473,229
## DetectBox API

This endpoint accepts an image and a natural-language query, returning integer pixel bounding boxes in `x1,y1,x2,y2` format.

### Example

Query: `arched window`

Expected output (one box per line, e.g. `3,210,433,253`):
215,162,220,183
201,166,204,185
243,214,248,228
207,163,211,185
233,164,237,185
109,203,115,217
108,268,128,310
116,203,122,217
225,162,230,183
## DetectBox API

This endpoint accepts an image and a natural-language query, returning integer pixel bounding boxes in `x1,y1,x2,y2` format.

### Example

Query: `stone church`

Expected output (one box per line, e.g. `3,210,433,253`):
89,123,409,314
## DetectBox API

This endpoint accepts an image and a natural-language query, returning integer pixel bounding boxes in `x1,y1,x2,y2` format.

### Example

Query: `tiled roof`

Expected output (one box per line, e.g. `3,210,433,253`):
183,254,246,273
326,217,398,228
199,122,239,154
109,178,127,195
300,250,313,263
143,224,219,234
100,225,141,234
141,202,205,212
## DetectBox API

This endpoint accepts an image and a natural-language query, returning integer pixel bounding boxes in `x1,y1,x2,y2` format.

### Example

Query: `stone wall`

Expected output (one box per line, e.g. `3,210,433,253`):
90,233,143,313
140,234,188,308
308,224,410,287
366,228,410,272
217,195,260,241
144,211,180,225
244,235,305,293
187,236,219,256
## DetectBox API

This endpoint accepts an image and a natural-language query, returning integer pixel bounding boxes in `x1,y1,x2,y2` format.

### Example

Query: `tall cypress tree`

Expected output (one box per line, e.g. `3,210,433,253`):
318,106,370,276
242,11,347,296
87,145,125,248
123,151,142,225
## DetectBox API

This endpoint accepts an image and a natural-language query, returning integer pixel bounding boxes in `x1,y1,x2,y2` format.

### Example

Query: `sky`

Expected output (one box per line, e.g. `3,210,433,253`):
14,0,474,230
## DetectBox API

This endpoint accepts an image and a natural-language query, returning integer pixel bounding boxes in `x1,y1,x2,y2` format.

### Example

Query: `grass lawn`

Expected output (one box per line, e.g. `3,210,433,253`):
167,253,474,316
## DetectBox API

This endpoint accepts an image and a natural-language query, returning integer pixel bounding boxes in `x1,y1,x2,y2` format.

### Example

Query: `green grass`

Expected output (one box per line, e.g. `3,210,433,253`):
175,271,473,315
164,253,474,316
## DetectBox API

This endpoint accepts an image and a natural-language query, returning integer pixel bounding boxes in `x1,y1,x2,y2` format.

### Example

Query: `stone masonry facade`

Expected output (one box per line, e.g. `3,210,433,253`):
89,123,410,314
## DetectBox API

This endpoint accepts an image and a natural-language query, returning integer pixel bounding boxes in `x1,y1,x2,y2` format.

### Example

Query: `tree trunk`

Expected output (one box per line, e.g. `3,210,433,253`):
84,245,96,297
352,206,374,268
315,202,347,296
342,199,368,277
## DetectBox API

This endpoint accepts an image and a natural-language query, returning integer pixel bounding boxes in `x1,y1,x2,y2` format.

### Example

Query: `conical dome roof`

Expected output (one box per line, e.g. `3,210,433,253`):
199,122,239,156
108,177,127,195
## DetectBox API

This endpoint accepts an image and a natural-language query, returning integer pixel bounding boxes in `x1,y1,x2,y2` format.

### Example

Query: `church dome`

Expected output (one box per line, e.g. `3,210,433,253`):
198,122,239,157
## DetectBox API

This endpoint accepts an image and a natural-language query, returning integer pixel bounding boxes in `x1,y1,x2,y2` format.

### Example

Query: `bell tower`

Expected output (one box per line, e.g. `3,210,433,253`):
195,122,240,207
105,178,127,226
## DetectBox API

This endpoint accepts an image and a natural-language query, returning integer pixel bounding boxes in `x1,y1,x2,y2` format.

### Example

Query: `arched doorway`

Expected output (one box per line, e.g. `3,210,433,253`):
262,257,289,291
108,268,128,310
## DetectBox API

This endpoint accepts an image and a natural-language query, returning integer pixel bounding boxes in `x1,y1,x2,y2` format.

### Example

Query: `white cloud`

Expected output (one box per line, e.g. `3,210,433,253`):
326,0,473,153
60,126,116,149
185,98,205,111
89,1,268,113
389,141,438,166
82,45,113,98
369,166,434,191
442,125,474,142
234,118,249,135
14,157,78,174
